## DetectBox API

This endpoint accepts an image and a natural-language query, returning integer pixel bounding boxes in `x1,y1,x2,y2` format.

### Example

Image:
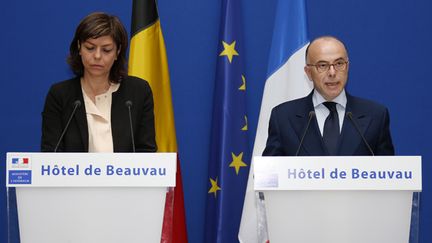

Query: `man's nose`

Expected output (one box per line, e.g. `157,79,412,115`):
328,65,336,76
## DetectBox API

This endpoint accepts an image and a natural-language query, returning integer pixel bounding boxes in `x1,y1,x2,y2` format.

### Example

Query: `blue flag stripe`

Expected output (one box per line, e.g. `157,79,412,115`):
267,0,309,77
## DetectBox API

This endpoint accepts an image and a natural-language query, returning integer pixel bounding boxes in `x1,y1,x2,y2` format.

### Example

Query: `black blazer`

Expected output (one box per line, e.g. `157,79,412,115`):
263,91,394,156
41,76,157,152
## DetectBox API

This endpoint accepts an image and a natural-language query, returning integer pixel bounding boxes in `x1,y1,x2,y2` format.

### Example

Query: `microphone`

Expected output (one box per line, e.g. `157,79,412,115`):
54,100,81,152
346,112,374,156
295,111,315,156
125,100,136,152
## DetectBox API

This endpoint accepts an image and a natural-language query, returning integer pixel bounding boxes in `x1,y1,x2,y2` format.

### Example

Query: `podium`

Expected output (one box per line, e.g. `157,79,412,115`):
6,152,176,243
254,156,422,243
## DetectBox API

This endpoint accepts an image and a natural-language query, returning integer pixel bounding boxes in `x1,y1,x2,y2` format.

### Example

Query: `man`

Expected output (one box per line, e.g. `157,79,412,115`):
263,36,394,156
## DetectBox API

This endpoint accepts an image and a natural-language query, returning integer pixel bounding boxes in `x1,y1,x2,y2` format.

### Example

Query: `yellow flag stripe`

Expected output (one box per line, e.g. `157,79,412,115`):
128,20,177,152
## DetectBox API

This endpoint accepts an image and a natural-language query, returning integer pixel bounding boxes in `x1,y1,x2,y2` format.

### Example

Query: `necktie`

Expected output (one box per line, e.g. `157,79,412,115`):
323,102,340,155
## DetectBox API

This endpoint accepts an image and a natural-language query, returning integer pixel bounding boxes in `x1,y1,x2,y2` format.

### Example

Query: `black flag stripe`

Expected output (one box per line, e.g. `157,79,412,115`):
131,0,159,36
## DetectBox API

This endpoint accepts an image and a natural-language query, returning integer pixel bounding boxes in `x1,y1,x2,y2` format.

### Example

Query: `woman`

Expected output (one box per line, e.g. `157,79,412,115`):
41,12,156,152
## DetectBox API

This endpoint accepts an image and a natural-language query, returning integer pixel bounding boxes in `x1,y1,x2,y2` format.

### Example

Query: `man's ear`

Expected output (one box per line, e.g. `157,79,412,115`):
304,66,312,81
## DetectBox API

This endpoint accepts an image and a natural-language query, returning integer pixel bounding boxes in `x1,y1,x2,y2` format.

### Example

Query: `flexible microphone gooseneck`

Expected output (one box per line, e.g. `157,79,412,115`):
125,100,136,152
295,111,316,156
54,100,81,152
346,112,375,156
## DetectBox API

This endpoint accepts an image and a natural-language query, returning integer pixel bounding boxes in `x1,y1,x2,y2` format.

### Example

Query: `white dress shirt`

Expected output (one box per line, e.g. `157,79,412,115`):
312,89,347,136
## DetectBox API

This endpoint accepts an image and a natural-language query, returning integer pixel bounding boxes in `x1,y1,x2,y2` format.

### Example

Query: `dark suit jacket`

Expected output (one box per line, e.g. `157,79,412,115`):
41,76,157,152
263,91,394,156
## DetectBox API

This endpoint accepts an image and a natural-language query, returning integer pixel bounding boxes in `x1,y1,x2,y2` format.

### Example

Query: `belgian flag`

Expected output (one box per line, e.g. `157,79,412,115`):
128,0,188,242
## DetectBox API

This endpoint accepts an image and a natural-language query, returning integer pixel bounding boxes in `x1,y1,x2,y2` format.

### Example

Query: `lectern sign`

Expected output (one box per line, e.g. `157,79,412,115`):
254,156,421,191
254,156,422,243
6,153,176,187
6,152,176,243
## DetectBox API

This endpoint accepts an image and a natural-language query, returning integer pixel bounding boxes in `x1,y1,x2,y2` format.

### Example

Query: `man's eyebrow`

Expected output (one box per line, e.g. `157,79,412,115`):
334,57,346,61
316,57,346,63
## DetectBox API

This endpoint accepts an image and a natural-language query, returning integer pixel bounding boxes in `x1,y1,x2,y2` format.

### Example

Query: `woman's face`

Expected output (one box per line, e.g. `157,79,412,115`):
79,35,118,79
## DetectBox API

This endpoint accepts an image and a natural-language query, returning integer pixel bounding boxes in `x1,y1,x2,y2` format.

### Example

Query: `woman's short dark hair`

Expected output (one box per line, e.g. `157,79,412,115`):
67,12,128,83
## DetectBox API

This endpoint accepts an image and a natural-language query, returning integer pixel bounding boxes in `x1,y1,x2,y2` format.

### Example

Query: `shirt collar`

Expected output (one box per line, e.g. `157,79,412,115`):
312,89,347,109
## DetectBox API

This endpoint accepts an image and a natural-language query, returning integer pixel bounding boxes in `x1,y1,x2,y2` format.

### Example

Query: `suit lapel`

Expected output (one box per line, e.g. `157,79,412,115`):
301,115,327,155
111,82,128,152
73,79,88,151
292,92,327,156
338,95,372,155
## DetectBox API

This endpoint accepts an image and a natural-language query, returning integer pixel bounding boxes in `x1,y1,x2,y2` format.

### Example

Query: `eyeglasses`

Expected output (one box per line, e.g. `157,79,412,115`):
307,60,349,73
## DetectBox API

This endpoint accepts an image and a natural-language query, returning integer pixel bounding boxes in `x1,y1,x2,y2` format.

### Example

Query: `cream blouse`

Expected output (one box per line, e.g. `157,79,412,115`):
82,83,120,152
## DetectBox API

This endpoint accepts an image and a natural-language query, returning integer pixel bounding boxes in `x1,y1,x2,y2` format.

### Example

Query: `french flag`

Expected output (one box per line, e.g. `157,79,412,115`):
239,0,312,242
12,158,29,165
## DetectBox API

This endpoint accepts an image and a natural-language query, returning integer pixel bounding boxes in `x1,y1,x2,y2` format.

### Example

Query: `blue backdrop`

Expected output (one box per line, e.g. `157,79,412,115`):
1,0,431,242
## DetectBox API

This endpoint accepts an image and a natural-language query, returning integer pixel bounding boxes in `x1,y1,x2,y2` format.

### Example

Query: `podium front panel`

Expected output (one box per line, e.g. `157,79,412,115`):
16,187,166,243
254,156,422,243
264,190,412,243
6,152,176,243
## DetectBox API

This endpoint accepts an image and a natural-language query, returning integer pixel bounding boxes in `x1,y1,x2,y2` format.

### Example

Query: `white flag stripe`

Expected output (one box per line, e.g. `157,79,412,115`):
253,45,312,157
239,45,312,243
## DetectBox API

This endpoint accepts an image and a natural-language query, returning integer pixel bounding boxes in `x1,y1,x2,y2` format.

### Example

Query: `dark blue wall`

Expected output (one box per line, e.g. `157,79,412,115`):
1,0,431,242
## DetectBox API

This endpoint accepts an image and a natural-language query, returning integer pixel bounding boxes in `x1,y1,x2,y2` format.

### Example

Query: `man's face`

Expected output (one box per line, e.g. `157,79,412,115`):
304,38,349,101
